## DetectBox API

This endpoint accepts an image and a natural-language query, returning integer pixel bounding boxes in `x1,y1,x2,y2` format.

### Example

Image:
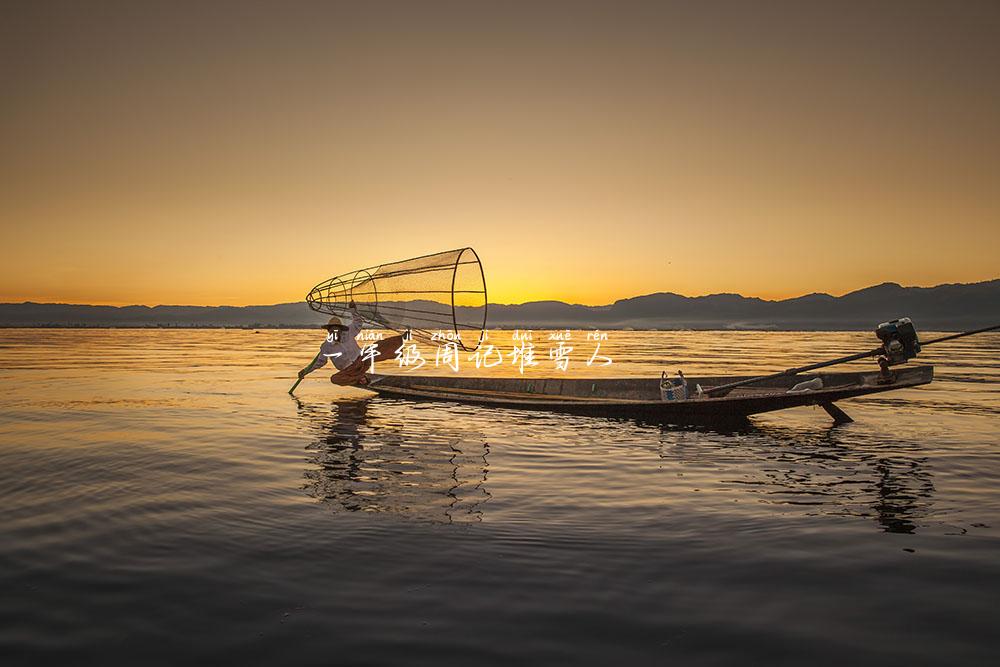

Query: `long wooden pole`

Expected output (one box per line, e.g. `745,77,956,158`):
704,348,881,397
705,323,1000,397
920,323,1000,346
289,351,321,395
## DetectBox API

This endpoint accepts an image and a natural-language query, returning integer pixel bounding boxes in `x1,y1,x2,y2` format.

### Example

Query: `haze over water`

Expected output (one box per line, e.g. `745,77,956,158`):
1,329,998,665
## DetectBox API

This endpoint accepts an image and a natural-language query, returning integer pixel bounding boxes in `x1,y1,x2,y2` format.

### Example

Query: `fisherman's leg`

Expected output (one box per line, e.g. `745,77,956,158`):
374,335,405,361
329,335,405,385
330,358,368,386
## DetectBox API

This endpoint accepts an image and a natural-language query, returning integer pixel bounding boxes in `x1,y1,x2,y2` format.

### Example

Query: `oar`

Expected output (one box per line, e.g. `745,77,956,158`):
918,323,1000,345
704,348,881,397
705,323,1000,398
289,351,321,395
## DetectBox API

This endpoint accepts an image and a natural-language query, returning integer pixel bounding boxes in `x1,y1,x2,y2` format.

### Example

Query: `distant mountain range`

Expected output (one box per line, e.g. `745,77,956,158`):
2,280,998,331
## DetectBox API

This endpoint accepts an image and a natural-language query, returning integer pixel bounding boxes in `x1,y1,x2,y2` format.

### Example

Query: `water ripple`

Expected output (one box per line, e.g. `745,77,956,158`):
1,329,999,665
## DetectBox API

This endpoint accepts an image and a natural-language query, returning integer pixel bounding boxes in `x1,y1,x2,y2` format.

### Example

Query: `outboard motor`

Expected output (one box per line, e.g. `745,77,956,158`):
875,318,921,366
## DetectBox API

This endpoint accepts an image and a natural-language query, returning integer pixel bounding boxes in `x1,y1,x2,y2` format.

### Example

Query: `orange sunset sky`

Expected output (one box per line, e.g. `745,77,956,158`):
2,1,998,307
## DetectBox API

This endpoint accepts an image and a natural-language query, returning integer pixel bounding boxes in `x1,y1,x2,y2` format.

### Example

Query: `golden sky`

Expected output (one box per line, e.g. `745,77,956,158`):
2,1,998,306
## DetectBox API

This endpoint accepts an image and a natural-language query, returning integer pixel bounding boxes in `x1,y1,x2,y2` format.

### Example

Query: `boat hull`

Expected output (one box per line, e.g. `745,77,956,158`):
363,365,934,423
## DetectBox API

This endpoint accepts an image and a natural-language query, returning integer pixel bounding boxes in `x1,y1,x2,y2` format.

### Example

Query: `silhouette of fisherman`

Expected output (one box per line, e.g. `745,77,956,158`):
298,300,403,386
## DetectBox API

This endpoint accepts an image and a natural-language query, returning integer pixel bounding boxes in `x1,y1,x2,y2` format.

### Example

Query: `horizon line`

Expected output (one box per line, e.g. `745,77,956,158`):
3,278,997,310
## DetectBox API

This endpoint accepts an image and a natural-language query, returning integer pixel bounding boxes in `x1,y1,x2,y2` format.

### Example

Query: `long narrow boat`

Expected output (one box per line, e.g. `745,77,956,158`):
364,365,933,424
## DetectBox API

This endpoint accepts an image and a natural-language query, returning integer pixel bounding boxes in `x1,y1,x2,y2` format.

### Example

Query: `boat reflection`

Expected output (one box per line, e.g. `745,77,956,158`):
294,397,491,522
655,420,935,534
294,396,935,533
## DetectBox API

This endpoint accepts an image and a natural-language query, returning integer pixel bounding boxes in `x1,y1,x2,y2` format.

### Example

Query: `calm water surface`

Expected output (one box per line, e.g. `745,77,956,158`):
1,329,998,665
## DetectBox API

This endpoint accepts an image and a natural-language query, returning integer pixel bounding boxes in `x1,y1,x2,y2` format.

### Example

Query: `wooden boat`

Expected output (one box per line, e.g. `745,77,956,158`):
364,365,934,424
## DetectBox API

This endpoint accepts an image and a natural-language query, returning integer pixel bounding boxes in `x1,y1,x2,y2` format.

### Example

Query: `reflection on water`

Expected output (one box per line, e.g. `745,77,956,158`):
657,422,935,534
294,394,935,533
296,398,491,522
1,329,997,665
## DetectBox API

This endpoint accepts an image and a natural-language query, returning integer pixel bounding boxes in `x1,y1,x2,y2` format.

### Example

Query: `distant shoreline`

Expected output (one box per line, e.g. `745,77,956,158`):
0,324,984,332
2,279,997,332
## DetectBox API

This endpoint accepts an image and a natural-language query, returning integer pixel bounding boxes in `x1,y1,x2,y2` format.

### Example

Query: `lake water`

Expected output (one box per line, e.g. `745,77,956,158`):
1,329,998,665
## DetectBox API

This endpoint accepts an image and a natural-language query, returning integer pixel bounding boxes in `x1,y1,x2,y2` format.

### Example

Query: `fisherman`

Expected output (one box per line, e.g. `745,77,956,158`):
298,300,367,384
297,300,405,386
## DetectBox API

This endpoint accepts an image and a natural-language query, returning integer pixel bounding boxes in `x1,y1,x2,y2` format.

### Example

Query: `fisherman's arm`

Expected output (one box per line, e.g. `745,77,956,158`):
299,346,330,378
347,300,363,337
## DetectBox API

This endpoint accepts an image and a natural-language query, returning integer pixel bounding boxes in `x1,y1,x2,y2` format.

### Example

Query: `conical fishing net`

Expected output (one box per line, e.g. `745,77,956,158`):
306,247,487,351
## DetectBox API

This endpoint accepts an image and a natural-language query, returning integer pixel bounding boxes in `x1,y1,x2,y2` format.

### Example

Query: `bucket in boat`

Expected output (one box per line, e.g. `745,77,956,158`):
660,371,688,401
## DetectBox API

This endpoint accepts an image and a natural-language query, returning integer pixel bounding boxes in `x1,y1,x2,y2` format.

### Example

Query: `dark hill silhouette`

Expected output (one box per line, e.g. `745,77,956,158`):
1,279,997,330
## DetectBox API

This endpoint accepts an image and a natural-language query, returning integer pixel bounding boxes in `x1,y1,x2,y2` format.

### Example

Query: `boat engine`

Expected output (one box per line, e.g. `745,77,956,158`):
876,318,921,366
